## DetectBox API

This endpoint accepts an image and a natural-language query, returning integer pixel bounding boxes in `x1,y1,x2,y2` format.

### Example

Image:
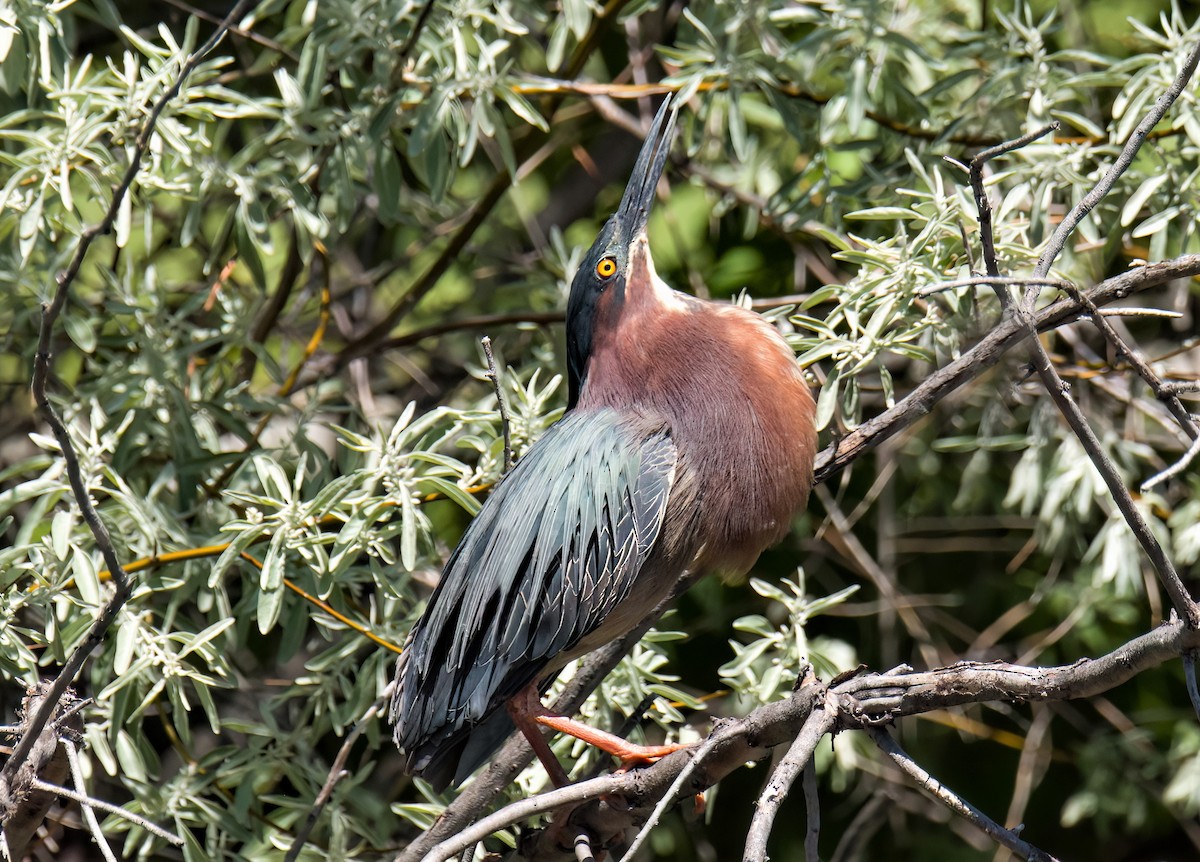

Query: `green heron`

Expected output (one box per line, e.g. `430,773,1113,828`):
391,96,817,790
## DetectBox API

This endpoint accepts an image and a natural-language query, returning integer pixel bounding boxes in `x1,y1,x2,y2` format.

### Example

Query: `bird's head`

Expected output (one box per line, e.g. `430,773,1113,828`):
565,96,678,408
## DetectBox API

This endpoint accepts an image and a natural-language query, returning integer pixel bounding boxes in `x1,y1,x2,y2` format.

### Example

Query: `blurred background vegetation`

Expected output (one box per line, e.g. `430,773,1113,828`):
1,0,1199,859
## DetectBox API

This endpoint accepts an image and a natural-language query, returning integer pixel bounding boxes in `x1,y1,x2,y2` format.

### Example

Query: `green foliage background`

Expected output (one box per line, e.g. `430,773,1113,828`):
1,0,1199,859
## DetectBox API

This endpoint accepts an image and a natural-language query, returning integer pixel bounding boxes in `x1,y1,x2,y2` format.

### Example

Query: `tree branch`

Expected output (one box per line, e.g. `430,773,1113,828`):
418,618,1200,861
869,728,1060,862
743,705,835,862
814,253,1200,483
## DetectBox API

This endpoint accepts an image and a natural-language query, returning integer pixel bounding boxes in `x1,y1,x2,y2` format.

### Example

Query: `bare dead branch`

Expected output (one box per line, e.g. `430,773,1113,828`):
869,728,1060,862
743,706,835,862
31,775,182,845
917,275,1073,297
952,50,1200,638
1144,433,1200,491
420,619,1199,861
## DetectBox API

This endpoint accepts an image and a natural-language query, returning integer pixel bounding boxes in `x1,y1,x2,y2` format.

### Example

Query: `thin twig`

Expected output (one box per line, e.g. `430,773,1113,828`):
917,275,1073,297
397,0,437,61
869,728,1060,862
743,707,836,862
161,0,294,57
829,793,888,862
1143,433,1200,491
481,336,514,474
1066,286,1199,441
285,682,396,862
615,727,728,862
802,759,820,862
2,0,255,800
968,122,1059,306
373,292,810,354
419,774,622,862
31,776,183,845
1098,307,1182,318
63,741,119,862
1031,39,1200,298
1183,649,1200,723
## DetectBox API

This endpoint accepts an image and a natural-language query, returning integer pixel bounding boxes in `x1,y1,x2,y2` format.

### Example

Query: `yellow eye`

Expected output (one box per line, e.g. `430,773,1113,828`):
595,257,617,279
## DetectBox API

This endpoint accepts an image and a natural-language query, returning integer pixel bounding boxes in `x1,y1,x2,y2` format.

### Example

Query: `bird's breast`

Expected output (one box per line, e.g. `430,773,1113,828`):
581,301,817,577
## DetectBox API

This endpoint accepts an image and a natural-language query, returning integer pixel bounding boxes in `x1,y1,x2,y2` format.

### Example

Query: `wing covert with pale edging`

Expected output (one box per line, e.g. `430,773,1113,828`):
391,407,677,786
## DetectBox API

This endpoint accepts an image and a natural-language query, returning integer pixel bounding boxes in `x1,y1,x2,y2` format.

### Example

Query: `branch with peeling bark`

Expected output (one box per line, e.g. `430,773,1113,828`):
416,618,1200,862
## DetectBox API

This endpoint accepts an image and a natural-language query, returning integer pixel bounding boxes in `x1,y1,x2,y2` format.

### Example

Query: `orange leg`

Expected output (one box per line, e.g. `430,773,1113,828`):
509,684,691,775
507,692,571,787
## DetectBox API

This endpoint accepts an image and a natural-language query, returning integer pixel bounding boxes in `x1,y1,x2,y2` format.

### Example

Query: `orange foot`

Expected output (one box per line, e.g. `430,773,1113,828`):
533,708,692,770
507,684,693,783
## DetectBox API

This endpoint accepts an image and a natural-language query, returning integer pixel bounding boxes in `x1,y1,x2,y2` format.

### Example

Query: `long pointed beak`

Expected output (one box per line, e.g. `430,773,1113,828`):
616,95,678,246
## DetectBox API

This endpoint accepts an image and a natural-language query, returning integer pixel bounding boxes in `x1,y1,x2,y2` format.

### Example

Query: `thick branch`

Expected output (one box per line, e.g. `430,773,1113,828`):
422,619,1200,861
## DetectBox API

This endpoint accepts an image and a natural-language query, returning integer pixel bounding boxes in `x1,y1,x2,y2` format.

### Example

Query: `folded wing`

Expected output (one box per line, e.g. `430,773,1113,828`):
391,408,676,788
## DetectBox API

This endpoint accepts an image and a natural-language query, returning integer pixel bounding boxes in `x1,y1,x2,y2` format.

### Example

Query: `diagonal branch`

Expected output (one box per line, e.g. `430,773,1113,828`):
814,253,1200,483
869,728,1060,862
